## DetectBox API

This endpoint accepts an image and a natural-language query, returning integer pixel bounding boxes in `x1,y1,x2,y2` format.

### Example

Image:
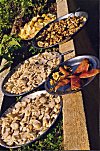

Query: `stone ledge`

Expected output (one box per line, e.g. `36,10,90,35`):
56,0,90,150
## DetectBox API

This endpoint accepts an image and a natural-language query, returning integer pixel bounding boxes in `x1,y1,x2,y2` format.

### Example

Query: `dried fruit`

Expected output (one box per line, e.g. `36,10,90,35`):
79,69,100,78
74,58,89,74
55,79,70,91
50,58,100,92
19,13,56,40
52,72,60,80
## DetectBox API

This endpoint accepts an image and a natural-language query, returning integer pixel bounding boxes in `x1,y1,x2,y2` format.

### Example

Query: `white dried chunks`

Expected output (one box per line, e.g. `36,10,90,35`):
4,51,61,94
0,92,61,147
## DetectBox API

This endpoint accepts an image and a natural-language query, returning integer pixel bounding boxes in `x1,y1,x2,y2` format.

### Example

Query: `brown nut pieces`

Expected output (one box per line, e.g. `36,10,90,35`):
19,13,56,40
0,93,61,147
4,51,61,94
36,15,87,47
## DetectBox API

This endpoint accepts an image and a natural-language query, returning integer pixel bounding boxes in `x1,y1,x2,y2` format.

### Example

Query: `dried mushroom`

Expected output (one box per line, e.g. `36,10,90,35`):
36,15,87,48
4,51,61,94
0,92,61,147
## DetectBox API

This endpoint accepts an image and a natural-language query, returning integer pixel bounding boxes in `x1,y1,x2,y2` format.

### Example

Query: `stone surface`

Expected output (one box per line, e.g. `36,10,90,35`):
56,0,90,150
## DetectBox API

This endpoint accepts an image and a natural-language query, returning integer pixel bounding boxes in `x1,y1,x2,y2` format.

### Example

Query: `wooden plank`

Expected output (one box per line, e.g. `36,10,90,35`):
56,0,90,150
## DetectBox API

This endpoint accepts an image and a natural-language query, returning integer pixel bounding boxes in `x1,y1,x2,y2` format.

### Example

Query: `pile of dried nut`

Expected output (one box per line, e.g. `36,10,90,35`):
0,92,61,147
4,51,61,94
19,13,56,40
36,15,87,47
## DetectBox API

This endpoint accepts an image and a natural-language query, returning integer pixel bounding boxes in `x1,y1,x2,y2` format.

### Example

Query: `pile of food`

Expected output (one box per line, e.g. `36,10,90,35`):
36,15,87,48
0,92,61,147
19,13,56,40
4,51,61,94
49,58,100,91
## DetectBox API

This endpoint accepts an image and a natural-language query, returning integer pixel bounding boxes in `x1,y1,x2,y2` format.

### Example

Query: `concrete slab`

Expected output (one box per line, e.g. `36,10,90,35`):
56,0,90,150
